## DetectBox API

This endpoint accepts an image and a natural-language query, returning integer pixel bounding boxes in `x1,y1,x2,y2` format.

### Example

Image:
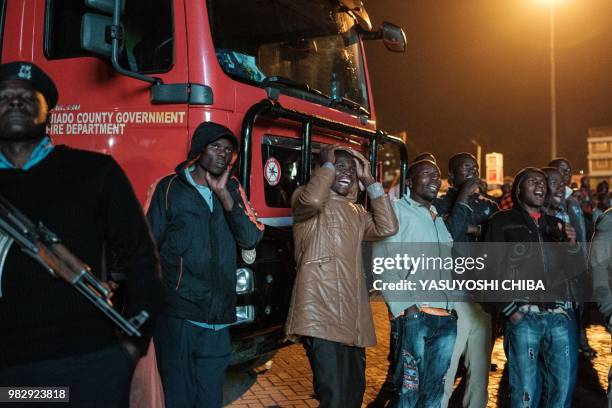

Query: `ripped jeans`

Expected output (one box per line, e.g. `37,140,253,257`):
391,311,457,408
504,311,571,408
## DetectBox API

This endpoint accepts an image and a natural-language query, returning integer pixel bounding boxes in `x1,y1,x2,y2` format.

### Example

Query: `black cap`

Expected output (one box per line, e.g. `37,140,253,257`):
188,122,238,160
0,61,58,109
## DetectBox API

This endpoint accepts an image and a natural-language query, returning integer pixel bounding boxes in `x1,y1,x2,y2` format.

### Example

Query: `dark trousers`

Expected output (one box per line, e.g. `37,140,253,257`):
154,314,231,408
303,337,366,408
0,343,135,408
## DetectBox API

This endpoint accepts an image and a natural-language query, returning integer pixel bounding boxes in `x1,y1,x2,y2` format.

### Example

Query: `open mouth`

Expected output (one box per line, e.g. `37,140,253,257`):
533,190,545,198
337,178,352,188
427,184,440,193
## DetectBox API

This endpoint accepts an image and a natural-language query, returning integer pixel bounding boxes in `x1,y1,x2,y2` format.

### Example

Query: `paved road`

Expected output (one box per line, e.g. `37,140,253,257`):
226,301,610,408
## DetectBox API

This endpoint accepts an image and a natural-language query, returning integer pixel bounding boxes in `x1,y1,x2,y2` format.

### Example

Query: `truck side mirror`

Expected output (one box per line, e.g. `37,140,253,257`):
85,0,125,16
381,22,406,53
360,21,407,53
81,13,113,58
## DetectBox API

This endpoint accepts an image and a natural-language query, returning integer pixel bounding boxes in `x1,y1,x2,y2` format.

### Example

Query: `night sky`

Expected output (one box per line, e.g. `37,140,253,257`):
364,0,612,178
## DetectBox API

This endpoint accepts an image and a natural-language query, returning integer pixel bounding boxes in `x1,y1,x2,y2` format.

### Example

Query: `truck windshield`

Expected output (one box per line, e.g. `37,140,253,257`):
207,0,370,112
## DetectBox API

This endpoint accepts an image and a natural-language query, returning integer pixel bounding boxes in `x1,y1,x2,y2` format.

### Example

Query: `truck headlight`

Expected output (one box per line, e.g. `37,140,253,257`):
235,305,255,324
236,267,254,294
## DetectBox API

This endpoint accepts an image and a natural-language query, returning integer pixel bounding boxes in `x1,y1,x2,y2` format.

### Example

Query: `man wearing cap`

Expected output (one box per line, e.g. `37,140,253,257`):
0,61,161,407
146,122,264,408
286,145,398,407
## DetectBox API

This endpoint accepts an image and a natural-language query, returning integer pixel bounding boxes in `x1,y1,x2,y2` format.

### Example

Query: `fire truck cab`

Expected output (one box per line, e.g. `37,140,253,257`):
0,0,408,367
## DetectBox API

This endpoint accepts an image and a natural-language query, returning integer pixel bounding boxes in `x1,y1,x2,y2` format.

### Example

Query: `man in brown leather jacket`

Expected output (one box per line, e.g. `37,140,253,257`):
286,145,398,408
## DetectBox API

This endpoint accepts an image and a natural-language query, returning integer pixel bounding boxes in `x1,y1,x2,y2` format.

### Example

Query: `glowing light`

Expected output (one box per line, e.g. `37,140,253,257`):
537,0,564,5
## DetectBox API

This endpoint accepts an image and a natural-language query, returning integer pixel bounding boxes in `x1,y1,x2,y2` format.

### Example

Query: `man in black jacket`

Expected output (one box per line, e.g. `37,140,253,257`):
434,153,498,242
484,167,579,408
146,122,264,408
548,158,592,405
434,153,498,408
0,61,161,407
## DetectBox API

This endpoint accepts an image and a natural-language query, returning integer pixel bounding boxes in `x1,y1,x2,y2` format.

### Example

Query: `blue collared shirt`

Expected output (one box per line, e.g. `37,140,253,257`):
184,167,213,212
0,136,54,170
373,195,455,317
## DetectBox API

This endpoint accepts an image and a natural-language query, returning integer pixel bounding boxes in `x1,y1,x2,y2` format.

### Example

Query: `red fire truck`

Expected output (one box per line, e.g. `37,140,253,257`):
0,0,408,368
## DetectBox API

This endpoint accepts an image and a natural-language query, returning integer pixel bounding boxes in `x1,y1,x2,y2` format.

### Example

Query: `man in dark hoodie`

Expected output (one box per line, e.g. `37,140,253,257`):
146,122,264,408
484,167,579,408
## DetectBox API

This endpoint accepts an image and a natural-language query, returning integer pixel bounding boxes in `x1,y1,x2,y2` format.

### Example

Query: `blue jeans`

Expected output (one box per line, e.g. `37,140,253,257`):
536,308,579,407
391,311,457,408
504,312,571,408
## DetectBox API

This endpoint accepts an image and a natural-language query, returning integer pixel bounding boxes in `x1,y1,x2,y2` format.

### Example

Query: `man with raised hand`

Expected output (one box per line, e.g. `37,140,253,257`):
434,152,498,408
286,145,398,408
147,122,264,408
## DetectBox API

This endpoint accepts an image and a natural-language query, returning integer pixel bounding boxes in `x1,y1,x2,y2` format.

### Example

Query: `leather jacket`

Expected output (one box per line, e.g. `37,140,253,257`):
285,154,398,348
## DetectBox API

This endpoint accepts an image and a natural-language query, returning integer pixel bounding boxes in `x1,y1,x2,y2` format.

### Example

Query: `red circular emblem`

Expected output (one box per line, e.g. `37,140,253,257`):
264,158,281,186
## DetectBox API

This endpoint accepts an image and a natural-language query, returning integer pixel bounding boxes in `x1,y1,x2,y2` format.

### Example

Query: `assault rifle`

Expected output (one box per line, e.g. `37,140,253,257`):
0,193,148,337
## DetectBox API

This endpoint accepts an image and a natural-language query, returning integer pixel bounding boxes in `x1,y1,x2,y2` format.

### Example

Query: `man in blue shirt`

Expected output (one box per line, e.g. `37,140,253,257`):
375,159,457,408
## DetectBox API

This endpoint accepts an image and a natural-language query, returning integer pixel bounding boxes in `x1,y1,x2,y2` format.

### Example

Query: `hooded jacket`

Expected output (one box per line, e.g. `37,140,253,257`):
145,125,264,323
589,208,612,320
484,167,582,318
285,148,398,347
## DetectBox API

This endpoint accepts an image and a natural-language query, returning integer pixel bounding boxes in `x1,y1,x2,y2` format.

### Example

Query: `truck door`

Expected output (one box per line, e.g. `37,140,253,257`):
21,0,190,202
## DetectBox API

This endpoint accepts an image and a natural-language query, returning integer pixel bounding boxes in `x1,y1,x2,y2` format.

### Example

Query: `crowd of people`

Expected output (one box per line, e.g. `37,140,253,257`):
289,143,611,408
0,61,609,408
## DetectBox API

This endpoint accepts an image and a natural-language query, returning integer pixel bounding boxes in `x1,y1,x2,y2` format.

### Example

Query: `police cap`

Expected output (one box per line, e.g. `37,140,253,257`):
0,61,58,109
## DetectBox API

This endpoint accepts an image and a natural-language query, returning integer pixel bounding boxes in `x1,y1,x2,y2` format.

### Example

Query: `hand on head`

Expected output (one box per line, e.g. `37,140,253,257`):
353,156,375,187
319,144,337,165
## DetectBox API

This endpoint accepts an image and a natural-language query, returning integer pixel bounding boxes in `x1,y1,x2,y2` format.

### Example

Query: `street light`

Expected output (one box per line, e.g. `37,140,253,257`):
539,0,565,159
